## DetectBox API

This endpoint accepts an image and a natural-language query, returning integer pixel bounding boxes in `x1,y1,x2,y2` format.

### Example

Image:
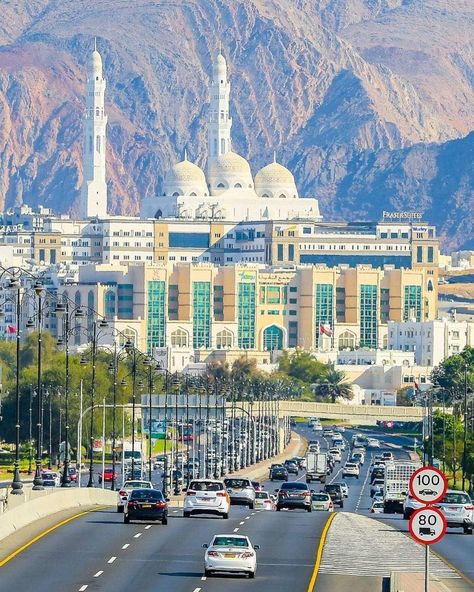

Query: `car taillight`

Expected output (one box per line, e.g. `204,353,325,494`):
127,501,137,508
119,490,126,496
155,501,167,508
464,505,474,511
216,491,227,497
241,552,255,558
264,499,272,504
207,551,219,557
304,491,311,497
186,491,196,496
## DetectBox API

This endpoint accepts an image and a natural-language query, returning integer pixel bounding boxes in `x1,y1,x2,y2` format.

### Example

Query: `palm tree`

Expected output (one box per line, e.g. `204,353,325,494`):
314,368,353,404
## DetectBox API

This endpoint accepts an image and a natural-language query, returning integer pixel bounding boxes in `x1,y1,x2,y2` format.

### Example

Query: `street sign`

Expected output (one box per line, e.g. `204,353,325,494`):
409,466,448,505
409,507,447,545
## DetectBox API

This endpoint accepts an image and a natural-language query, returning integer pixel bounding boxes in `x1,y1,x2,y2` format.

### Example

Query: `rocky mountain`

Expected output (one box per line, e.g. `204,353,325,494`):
0,0,472,247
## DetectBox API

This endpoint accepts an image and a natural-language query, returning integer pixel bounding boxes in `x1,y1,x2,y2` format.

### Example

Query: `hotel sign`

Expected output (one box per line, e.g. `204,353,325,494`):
0,224,24,233
382,211,423,221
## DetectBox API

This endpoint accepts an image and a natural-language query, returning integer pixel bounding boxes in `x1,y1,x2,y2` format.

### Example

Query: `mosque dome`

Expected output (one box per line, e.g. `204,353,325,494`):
213,52,227,78
208,151,254,195
254,160,298,199
90,49,103,76
163,158,208,197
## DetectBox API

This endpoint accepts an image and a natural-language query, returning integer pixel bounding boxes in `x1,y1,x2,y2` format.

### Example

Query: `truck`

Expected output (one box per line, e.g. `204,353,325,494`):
306,451,327,483
383,459,421,514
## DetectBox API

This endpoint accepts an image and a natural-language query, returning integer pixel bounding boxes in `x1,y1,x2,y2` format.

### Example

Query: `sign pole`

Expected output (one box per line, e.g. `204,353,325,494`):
425,544,429,592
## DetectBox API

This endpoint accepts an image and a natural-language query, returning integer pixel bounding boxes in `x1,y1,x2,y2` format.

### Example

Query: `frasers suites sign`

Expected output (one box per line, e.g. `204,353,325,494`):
382,211,423,221
0,224,23,233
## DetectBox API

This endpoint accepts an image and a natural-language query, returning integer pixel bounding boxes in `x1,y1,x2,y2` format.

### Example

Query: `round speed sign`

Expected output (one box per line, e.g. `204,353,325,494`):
409,466,448,504
409,507,447,545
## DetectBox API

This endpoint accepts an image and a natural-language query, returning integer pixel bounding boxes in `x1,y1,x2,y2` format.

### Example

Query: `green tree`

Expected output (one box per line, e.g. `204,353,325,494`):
279,349,326,384
313,367,353,404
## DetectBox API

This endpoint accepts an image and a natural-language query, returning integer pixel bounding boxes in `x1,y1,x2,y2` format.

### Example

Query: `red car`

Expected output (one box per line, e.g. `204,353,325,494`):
67,467,78,482
252,481,263,492
99,468,116,483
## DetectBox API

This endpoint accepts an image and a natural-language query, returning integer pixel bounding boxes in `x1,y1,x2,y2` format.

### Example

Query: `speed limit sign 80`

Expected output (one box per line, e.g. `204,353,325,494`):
409,507,447,545
409,466,448,505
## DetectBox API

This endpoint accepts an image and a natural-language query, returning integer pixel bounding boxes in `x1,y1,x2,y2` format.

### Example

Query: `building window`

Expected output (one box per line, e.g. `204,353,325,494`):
277,244,284,261
315,284,333,348
96,135,101,153
417,246,423,263
104,290,116,318
238,282,256,349
147,281,166,351
288,244,295,261
360,284,377,348
427,246,434,263
404,285,421,322
263,325,284,351
193,281,211,348
338,331,356,350
171,328,188,348
216,329,233,349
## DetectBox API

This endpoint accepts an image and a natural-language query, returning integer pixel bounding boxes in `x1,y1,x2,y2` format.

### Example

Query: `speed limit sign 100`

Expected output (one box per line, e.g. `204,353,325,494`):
409,507,447,545
409,466,448,505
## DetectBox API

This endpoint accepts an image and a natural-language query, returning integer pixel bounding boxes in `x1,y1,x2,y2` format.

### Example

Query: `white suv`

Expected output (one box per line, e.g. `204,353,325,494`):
437,490,474,535
183,479,230,519
402,493,424,519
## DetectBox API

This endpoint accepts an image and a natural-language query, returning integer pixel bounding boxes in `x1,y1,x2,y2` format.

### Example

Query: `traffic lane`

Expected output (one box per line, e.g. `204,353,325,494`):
203,507,330,592
0,508,128,592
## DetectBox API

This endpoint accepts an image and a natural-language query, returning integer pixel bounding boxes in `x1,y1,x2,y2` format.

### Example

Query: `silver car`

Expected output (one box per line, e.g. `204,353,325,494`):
437,490,474,535
223,477,256,509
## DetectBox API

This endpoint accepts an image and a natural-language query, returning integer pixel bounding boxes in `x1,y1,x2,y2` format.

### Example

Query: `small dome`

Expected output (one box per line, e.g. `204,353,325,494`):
90,50,103,76
208,151,254,194
213,52,227,79
254,160,298,199
163,159,208,197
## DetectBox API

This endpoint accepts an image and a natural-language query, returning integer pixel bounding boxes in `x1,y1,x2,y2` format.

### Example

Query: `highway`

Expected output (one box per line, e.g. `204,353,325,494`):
0,424,472,592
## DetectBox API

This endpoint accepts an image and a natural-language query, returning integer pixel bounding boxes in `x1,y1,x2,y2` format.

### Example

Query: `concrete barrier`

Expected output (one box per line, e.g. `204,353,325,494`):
0,487,116,542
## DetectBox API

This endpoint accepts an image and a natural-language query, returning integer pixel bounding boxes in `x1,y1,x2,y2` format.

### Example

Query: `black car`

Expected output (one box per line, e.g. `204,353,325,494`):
124,489,169,524
370,468,385,483
284,460,299,475
324,483,344,508
270,465,289,481
276,482,312,512
125,468,144,480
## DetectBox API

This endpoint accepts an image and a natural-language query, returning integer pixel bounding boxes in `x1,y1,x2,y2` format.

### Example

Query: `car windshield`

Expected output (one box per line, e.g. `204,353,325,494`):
189,481,223,491
224,479,251,488
440,492,471,505
124,481,151,489
345,464,357,468
312,494,329,501
130,490,163,501
373,501,384,507
280,482,308,490
255,492,269,499
213,537,249,547
325,485,341,492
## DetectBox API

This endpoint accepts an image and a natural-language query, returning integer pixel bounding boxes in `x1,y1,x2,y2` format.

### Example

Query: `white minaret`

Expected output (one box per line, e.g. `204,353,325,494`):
81,40,108,219
208,49,232,163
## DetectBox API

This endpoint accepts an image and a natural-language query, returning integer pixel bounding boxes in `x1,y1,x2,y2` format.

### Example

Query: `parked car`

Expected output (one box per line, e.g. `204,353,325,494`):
276,481,312,512
270,465,289,481
117,480,153,512
323,483,344,508
223,477,256,509
124,488,168,524
436,490,474,534
203,534,259,578
183,479,230,519
311,492,334,512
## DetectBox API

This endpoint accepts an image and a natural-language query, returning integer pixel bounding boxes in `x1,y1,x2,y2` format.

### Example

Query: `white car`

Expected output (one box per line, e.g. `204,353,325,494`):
350,451,365,466
342,462,360,478
313,424,323,432
329,448,342,462
332,481,349,497
367,438,381,448
117,480,153,512
370,499,385,514
203,534,259,578
333,425,346,433
323,429,334,437
311,492,334,512
402,493,425,519
254,491,274,510
183,479,230,519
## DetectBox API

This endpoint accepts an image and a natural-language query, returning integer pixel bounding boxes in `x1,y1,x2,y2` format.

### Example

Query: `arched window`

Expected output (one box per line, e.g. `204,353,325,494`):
119,327,137,347
89,136,93,154
74,291,82,345
171,328,188,348
338,331,356,350
172,192,180,197
96,135,101,153
155,209,163,219
427,280,434,292
75,290,81,307
87,290,95,332
234,183,242,188
216,329,233,349
217,183,225,189
263,325,283,351
278,193,286,199
213,139,218,156
190,192,197,196
96,108,100,117
104,290,116,318
382,334,388,349
221,139,226,153
262,194,269,198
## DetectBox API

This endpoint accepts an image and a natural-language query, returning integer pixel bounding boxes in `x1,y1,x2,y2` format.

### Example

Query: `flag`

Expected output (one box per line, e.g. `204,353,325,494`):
7,325,17,334
319,323,332,337
414,380,419,390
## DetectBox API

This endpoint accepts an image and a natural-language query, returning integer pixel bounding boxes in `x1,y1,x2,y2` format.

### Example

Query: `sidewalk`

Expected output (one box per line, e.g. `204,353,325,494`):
168,431,306,506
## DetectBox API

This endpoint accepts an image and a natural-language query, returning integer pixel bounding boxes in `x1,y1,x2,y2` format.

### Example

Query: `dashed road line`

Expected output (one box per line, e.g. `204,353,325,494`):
355,454,372,511
134,533,142,538
122,544,130,549
239,521,245,525
192,588,202,592
93,571,103,577
145,525,152,530
201,576,207,581
233,527,239,532
107,556,117,564
245,516,250,520
79,586,88,591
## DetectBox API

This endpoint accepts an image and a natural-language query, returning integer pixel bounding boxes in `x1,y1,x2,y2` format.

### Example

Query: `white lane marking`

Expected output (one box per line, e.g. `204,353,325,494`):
93,571,103,577
79,586,88,591
201,576,207,581
245,516,250,520
239,521,245,525
145,525,152,530
233,527,239,532
355,454,372,511
192,588,202,592
251,512,256,515
122,544,130,549
108,556,117,564
134,533,142,538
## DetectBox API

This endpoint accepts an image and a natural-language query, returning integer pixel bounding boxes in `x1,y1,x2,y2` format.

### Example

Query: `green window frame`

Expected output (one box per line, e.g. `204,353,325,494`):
147,281,166,351
193,281,211,348
315,284,333,347
263,325,283,351
238,282,256,349
360,284,377,348
404,285,421,321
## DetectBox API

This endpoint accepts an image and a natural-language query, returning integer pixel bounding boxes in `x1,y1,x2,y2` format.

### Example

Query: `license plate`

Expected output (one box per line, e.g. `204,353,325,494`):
224,553,236,558
201,497,210,501
447,507,459,512
142,504,151,508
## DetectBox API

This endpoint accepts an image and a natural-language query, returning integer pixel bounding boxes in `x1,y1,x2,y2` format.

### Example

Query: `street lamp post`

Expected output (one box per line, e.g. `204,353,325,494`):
10,275,22,494
462,363,469,492
32,281,45,490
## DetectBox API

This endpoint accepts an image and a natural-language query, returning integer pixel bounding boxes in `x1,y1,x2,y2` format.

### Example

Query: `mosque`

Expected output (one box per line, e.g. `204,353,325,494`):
81,43,320,222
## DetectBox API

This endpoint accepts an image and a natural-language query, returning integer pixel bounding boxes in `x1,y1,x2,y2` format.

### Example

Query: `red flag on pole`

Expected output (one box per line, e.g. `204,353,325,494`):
319,323,332,337
7,325,17,334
